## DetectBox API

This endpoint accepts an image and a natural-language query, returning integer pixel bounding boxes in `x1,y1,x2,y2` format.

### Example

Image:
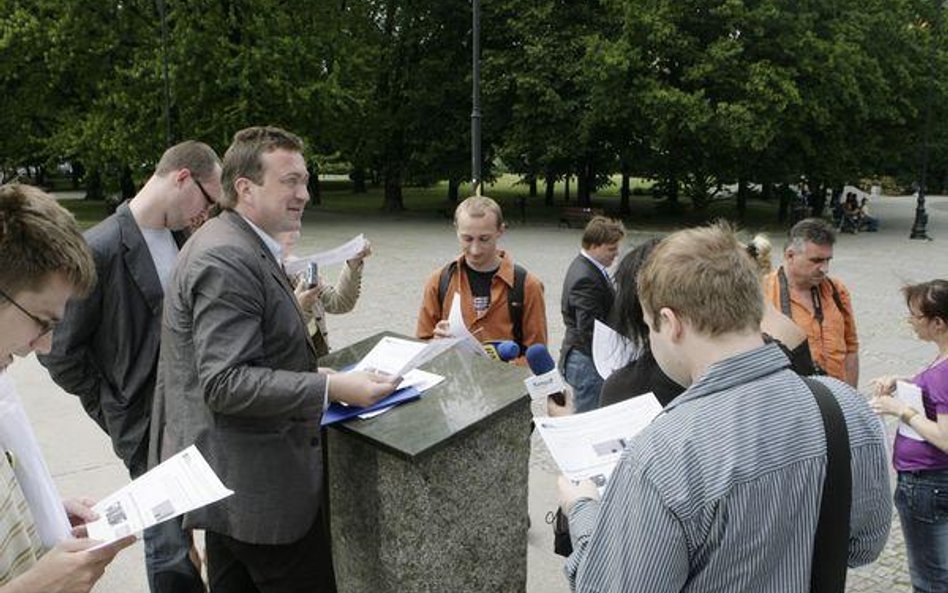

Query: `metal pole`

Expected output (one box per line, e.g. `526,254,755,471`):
471,0,482,196
911,0,945,240
157,0,172,148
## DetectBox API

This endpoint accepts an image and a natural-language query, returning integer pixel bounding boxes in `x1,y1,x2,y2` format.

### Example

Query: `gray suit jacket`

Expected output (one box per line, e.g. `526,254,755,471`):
151,210,327,544
39,203,174,475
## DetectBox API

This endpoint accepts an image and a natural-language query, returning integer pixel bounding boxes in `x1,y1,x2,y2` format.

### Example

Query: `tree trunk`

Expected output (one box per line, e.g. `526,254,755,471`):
736,178,749,220
72,162,85,190
620,163,631,215
527,174,537,197
777,183,790,222
564,172,570,203
307,162,321,206
544,168,555,207
382,170,404,212
85,169,104,201
810,182,826,217
120,165,136,201
351,168,367,193
447,178,460,204
576,161,592,207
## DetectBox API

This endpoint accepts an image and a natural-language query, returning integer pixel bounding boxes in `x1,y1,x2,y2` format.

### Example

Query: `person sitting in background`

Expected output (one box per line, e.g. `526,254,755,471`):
598,238,683,408
859,197,880,232
869,279,948,592
840,192,863,234
279,230,372,358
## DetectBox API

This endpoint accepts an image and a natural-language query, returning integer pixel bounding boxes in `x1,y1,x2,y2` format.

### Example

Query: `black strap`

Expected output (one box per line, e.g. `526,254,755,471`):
437,260,527,349
803,377,851,593
778,267,845,320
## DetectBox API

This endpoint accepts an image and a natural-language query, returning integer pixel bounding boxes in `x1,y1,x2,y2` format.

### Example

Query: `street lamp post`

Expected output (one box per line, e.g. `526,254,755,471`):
911,0,946,240
471,0,482,196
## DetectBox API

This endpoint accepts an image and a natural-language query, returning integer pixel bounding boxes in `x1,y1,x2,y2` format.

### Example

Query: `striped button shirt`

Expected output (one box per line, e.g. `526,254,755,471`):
566,343,891,592
0,453,43,585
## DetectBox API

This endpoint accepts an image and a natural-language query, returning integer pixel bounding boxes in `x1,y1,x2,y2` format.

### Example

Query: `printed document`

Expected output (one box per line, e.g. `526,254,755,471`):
896,380,925,441
535,394,662,491
85,445,232,544
285,234,367,277
592,320,639,379
447,293,490,357
353,335,458,378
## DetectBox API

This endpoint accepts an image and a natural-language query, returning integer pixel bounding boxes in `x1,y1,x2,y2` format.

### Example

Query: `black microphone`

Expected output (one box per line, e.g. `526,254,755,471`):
524,344,567,406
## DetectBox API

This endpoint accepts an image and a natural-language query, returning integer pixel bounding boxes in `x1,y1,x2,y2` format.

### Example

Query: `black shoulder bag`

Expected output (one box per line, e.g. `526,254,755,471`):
804,377,852,593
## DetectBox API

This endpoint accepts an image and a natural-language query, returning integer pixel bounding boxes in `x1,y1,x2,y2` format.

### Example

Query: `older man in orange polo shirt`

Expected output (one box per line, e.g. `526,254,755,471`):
763,218,859,386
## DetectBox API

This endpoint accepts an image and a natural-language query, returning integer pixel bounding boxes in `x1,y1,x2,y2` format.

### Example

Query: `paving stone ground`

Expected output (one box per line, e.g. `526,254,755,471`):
7,193,946,592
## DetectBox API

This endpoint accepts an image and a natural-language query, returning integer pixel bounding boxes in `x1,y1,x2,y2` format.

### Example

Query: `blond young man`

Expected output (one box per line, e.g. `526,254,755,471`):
0,184,134,593
416,196,547,363
555,223,890,592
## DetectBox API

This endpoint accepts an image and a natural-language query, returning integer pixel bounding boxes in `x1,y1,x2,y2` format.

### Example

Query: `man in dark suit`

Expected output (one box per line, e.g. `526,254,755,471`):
560,216,625,413
38,140,222,593
151,126,396,593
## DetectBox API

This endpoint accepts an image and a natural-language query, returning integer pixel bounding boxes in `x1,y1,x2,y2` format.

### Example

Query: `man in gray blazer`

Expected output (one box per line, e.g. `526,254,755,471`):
38,141,221,593
152,126,396,593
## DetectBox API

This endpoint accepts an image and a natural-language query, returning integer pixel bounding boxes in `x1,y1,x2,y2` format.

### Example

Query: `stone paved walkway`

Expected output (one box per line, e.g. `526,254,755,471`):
7,193,946,591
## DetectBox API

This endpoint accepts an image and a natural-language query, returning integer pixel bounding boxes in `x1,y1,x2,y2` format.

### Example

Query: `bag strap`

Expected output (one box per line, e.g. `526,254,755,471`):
803,377,851,593
778,266,793,319
437,261,458,312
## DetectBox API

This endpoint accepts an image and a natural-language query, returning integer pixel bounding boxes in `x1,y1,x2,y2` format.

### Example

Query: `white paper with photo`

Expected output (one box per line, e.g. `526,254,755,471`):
0,374,71,547
592,320,640,380
896,380,926,441
285,234,367,277
85,445,232,545
447,293,490,357
535,394,662,491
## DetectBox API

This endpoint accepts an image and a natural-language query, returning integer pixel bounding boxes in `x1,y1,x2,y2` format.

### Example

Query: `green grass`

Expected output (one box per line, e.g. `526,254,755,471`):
58,174,794,234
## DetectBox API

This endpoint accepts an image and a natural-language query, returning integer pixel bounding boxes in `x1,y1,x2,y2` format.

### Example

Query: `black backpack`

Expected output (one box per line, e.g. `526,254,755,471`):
437,260,527,349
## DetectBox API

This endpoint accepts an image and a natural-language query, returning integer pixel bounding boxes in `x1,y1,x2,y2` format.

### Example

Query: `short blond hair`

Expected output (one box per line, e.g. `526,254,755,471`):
454,195,504,229
638,222,763,336
0,184,96,298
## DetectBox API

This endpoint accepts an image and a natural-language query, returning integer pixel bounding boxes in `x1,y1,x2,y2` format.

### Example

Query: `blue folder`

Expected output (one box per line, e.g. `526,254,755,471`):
320,385,422,427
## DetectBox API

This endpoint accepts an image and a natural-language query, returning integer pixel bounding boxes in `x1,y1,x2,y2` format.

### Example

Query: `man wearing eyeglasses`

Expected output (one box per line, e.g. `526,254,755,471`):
37,141,221,593
0,183,135,593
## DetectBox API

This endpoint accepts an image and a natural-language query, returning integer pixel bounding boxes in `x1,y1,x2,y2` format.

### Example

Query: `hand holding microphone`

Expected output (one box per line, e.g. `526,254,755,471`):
524,344,571,411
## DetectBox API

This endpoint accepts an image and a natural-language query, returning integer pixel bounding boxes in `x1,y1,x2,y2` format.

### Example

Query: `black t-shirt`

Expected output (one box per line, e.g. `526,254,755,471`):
466,266,498,316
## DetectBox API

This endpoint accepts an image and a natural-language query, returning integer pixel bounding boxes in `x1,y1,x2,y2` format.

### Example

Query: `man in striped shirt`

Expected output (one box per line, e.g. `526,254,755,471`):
557,223,891,592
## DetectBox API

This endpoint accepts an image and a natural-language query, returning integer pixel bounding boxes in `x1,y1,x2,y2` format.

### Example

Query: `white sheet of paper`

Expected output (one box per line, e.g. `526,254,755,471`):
896,380,926,441
592,320,640,380
85,445,233,545
357,369,446,420
447,293,489,357
0,374,71,547
535,394,662,492
285,234,367,277
353,336,457,378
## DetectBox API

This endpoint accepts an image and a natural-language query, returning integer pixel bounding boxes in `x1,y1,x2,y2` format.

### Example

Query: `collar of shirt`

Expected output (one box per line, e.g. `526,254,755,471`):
239,214,283,263
580,249,612,283
664,342,791,413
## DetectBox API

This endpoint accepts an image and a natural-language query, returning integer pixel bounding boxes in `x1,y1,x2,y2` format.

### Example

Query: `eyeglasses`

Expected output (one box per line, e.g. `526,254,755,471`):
0,288,57,338
192,177,217,208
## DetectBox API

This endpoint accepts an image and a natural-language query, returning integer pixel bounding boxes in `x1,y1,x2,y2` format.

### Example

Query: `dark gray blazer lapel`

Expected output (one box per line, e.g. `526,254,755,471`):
116,204,164,315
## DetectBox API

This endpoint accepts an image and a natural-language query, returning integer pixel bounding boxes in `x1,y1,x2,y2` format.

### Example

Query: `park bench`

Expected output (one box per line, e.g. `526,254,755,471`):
558,206,604,228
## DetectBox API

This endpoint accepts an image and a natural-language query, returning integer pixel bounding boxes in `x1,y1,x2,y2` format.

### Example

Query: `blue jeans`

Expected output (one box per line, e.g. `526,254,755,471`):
896,470,948,592
564,349,604,414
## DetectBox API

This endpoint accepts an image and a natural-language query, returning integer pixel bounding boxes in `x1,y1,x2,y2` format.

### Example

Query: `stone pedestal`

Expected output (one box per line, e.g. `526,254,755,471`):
322,332,531,593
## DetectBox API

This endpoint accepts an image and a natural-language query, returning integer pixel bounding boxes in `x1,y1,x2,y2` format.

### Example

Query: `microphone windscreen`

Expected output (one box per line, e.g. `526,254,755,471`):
496,340,521,361
524,344,556,375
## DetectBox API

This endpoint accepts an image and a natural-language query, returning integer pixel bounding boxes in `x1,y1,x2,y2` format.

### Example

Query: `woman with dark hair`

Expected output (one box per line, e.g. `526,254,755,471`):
870,279,948,591
598,238,684,407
